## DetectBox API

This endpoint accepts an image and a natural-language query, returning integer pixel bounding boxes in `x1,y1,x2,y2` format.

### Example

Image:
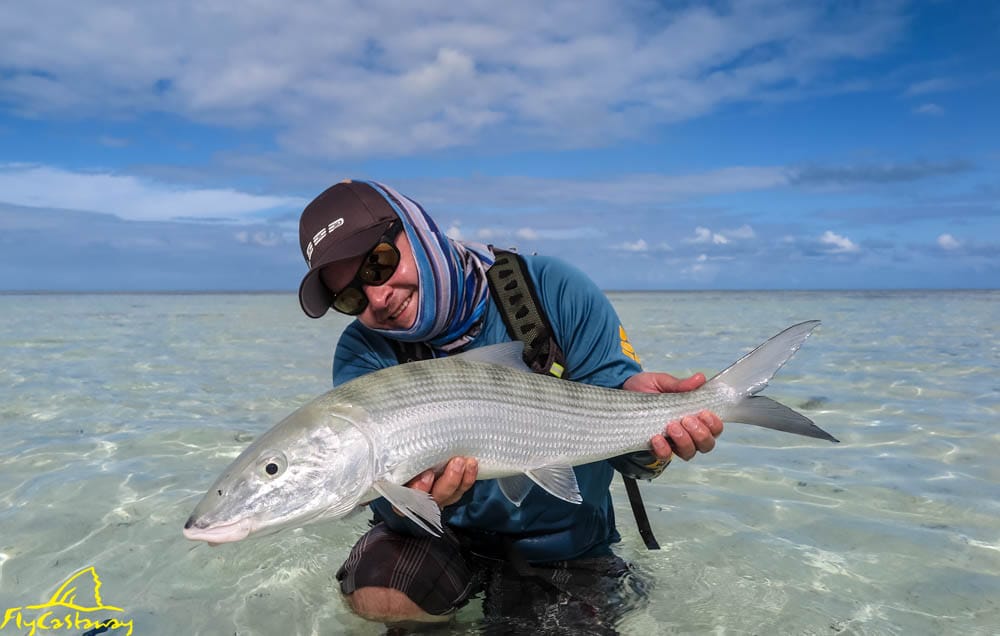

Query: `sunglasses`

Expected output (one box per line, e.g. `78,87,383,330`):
330,221,404,315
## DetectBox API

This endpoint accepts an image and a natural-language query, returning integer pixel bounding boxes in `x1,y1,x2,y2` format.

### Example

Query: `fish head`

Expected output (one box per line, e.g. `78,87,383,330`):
183,398,374,544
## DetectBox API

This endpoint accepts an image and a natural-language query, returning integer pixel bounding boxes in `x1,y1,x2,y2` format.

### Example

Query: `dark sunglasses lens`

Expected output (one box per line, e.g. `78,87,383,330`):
359,242,400,285
332,286,367,315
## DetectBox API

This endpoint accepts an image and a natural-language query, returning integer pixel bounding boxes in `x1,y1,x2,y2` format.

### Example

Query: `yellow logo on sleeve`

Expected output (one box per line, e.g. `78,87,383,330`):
1,566,133,636
619,325,640,363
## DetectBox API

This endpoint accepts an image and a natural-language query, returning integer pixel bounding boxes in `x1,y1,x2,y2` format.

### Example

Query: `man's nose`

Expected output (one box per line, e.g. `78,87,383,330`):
364,283,391,310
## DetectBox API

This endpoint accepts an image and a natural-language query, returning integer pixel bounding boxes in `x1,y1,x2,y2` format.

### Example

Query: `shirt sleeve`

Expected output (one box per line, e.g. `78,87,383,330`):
526,255,669,480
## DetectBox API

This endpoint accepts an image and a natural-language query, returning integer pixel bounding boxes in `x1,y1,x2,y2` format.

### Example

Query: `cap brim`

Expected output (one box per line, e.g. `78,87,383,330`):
298,269,333,318
297,221,392,319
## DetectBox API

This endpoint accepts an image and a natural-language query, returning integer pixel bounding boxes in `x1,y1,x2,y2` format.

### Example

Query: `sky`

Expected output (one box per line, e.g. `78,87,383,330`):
1,0,997,292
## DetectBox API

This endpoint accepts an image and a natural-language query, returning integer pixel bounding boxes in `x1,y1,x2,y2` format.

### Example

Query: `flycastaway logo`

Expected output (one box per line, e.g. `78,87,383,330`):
1,566,133,636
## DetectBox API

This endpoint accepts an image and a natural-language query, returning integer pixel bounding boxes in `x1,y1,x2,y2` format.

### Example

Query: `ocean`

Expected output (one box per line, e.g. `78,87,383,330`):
0,290,997,635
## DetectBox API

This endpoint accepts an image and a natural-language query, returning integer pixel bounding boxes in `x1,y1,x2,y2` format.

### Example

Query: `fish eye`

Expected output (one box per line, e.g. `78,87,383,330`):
259,452,287,479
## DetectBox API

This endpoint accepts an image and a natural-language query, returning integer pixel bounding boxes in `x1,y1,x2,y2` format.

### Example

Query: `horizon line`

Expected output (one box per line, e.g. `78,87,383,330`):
2,287,997,296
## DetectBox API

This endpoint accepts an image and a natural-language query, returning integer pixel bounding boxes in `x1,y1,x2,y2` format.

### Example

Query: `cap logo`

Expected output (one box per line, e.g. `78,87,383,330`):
306,218,345,266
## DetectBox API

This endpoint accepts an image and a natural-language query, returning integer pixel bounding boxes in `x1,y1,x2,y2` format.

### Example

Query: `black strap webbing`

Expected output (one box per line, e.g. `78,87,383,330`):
623,474,661,550
486,250,565,377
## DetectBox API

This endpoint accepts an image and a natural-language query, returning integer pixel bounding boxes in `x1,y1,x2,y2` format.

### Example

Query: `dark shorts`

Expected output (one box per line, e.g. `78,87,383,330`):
336,523,650,632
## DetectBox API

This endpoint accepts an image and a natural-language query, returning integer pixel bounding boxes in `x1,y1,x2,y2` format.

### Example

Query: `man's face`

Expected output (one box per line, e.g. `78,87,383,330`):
320,230,419,330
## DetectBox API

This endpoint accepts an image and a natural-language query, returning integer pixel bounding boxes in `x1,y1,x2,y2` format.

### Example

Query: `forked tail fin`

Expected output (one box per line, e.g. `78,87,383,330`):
706,321,839,443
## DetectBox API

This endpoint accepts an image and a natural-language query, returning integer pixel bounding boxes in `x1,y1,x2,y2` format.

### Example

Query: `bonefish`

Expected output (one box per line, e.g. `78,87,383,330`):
183,321,836,543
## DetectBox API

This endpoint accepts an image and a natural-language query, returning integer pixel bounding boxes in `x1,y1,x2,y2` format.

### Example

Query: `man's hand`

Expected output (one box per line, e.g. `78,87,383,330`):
404,456,478,510
623,371,724,462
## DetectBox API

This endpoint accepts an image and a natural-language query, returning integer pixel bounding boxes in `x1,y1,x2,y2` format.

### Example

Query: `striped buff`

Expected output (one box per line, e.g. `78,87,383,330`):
364,181,494,351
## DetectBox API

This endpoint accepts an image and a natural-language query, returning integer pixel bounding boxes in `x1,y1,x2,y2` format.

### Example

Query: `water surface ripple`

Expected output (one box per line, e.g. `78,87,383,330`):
1,291,997,634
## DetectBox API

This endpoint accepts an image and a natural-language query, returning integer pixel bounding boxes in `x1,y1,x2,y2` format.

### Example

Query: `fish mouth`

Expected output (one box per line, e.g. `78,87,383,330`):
182,516,253,544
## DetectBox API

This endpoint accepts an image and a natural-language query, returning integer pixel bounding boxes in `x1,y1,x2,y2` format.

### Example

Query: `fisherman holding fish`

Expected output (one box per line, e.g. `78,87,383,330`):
295,180,724,627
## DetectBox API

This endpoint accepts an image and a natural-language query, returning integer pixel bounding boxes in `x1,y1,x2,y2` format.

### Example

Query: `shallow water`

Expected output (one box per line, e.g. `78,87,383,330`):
0,291,997,635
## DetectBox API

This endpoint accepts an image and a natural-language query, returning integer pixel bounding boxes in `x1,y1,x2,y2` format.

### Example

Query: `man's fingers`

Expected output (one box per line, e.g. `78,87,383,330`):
460,458,479,491
666,421,696,460
675,373,707,392
702,410,724,437
431,457,465,501
406,470,434,492
428,457,480,508
649,433,674,460
682,414,716,453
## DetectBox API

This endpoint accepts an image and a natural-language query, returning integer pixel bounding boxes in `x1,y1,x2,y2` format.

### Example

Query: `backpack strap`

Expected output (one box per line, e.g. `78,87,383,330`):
487,249,659,550
392,339,436,364
486,249,566,377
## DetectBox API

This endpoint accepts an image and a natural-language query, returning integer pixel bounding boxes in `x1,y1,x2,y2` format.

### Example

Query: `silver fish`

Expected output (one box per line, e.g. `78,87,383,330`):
183,321,836,543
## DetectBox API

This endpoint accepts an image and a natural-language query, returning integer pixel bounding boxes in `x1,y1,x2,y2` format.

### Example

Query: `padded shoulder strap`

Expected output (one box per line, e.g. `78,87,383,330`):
487,250,566,378
391,339,436,364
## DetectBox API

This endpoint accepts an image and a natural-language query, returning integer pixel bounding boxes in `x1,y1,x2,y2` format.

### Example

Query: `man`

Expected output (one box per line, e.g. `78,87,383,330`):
297,179,723,629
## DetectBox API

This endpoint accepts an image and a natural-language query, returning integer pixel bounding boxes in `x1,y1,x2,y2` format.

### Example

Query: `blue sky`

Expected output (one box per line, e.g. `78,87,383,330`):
1,1,997,291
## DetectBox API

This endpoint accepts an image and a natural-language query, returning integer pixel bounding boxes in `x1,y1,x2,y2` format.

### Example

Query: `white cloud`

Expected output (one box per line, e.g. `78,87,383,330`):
98,136,130,148
0,163,305,222
235,230,284,247
820,230,859,253
475,227,501,241
687,224,756,245
445,224,464,240
473,224,604,242
937,233,960,250
680,253,721,281
0,1,906,159
617,239,648,252
689,227,726,244
905,77,960,96
914,103,944,116
440,168,789,207
726,224,756,240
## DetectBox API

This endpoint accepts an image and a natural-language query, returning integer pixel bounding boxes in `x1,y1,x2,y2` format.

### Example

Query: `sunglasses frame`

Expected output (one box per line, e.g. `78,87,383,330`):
330,221,404,316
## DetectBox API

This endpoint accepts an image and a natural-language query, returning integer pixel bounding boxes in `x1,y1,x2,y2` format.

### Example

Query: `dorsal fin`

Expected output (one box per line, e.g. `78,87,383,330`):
451,342,531,372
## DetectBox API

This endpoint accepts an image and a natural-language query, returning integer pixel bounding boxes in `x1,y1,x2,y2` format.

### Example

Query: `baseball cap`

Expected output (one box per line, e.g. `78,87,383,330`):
297,180,399,318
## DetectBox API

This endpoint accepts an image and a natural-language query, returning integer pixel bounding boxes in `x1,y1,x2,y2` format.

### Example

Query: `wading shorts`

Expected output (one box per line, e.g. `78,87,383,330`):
336,522,649,630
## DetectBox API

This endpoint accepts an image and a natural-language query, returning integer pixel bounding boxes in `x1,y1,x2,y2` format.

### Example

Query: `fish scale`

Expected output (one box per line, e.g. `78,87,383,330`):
340,358,738,481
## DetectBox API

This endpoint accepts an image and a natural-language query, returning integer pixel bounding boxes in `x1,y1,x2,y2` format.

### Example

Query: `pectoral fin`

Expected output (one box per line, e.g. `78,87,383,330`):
373,481,443,536
524,466,582,504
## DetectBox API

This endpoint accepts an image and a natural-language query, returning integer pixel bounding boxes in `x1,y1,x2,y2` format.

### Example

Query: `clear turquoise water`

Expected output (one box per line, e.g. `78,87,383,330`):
0,291,997,635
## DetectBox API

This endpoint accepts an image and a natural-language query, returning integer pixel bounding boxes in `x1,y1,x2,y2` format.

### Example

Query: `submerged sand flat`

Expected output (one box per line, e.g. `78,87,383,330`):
0,290,997,635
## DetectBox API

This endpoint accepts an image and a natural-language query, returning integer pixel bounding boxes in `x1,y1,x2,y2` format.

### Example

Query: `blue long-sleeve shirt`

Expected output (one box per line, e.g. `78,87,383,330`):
332,254,646,562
